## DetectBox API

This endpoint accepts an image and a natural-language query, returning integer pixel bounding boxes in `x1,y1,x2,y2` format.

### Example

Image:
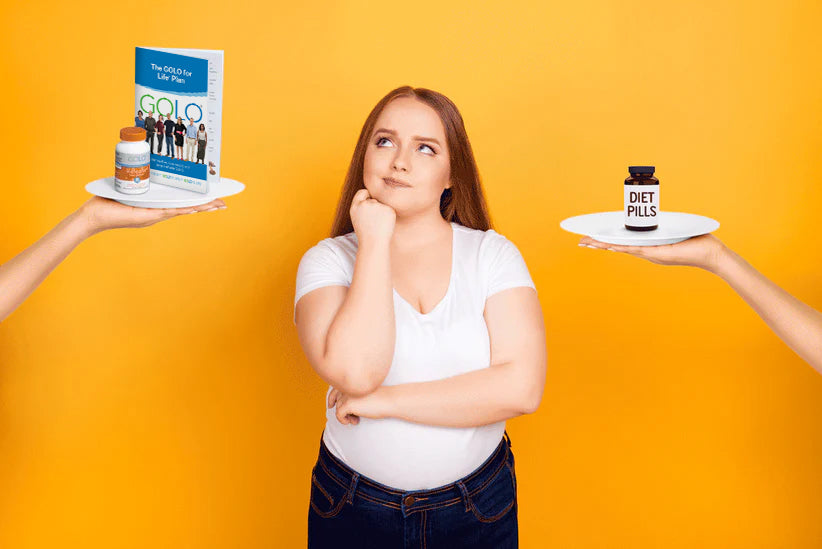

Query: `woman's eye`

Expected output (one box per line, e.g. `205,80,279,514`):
375,137,435,155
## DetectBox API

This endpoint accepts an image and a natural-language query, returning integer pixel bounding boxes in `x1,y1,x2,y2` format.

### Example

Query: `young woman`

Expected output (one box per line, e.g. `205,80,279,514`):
196,124,207,164
174,117,186,160
294,86,546,548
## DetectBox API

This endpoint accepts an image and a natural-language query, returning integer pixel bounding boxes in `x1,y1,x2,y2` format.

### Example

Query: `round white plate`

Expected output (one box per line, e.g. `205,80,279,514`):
560,211,719,246
85,177,245,208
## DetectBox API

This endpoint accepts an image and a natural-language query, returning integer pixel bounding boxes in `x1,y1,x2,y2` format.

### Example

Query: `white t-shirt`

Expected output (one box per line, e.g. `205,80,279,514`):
294,221,537,490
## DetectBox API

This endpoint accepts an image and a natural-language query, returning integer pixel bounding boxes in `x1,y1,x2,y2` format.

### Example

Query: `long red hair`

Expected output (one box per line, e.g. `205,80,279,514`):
330,86,492,237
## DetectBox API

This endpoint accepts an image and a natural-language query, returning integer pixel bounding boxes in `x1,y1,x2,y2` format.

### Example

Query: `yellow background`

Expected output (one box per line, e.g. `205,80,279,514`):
2,0,821,547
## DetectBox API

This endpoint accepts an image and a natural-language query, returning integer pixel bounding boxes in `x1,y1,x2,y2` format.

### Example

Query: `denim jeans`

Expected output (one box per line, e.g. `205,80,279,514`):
308,431,518,548
166,136,174,156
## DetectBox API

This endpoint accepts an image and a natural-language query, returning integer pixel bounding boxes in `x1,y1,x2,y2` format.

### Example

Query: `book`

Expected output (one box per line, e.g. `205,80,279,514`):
134,47,223,194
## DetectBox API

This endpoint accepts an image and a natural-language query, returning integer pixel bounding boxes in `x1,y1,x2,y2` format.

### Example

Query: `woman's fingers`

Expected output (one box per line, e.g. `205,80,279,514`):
191,198,226,212
579,237,647,256
335,399,349,425
165,199,226,217
578,237,607,249
612,244,648,256
351,188,371,206
332,394,360,425
327,388,338,408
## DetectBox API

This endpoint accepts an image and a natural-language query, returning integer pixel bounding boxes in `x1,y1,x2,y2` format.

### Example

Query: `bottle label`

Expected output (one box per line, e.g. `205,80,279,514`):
115,149,150,191
624,186,659,227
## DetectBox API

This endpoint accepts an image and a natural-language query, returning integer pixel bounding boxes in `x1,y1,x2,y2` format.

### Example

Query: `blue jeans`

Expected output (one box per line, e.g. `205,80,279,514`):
308,431,518,548
166,135,174,156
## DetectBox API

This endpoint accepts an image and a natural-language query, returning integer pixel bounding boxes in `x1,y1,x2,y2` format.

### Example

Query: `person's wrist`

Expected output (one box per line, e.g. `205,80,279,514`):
358,232,392,251
375,385,397,419
75,199,104,238
66,204,97,241
707,240,735,278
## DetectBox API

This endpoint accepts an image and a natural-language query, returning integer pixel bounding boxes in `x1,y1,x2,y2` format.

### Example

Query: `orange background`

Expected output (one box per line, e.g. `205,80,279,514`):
1,0,821,547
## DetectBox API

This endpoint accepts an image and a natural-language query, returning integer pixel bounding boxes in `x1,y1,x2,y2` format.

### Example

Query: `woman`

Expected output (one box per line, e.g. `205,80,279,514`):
196,123,207,164
155,115,164,154
174,116,186,160
580,234,822,375
294,86,546,548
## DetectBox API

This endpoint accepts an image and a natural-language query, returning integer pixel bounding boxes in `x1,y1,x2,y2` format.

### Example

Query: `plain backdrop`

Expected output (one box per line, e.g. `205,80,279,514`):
1,1,821,547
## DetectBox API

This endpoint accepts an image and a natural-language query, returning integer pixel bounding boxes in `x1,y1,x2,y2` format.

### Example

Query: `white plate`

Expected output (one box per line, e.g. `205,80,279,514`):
560,211,719,246
85,177,245,208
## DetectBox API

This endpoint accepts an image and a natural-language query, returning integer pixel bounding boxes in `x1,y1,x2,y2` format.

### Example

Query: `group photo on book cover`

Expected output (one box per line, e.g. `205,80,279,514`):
135,110,210,166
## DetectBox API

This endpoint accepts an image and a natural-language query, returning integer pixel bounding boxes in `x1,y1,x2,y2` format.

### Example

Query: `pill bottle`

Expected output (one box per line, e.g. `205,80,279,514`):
624,166,659,231
115,127,150,194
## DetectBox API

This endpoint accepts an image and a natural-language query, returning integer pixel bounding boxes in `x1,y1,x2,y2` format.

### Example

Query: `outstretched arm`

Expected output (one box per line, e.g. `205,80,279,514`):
0,196,225,322
328,286,546,427
580,234,822,375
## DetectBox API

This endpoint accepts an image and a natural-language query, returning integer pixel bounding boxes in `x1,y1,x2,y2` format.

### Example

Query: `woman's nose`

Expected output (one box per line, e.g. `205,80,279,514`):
392,148,410,172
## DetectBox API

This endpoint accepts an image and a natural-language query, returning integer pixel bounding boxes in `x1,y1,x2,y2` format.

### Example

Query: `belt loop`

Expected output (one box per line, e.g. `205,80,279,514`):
503,430,513,448
456,481,471,513
346,473,360,505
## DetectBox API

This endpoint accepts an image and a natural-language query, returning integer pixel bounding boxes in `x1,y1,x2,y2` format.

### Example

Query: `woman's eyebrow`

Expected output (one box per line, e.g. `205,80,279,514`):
373,128,441,146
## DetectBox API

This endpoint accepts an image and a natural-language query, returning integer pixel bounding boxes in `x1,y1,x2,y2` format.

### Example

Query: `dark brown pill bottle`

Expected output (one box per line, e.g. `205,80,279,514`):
624,165,659,231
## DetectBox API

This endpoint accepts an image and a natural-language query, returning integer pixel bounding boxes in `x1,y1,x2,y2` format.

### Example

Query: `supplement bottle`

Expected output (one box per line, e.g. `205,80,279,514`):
624,166,659,231
115,127,150,194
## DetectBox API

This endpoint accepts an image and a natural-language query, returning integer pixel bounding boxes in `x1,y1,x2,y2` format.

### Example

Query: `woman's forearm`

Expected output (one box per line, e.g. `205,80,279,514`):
379,362,540,428
714,246,822,374
0,210,92,321
324,237,396,395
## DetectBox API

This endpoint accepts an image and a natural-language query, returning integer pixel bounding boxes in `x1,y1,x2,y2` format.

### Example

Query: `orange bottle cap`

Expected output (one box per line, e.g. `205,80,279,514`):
120,127,147,141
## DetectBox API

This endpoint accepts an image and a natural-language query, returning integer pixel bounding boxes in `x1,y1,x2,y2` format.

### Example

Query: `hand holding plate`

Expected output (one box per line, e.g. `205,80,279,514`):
579,233,727,273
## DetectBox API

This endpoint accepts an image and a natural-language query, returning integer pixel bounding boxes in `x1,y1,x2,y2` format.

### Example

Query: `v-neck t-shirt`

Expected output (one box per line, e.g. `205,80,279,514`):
294,221,537,490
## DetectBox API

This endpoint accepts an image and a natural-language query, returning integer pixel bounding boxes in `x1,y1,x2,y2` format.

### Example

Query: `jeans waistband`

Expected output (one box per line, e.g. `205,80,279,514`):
316,431,513,515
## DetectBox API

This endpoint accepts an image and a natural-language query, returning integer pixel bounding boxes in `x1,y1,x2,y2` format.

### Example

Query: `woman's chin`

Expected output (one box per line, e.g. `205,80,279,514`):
367,189,396,205
380,198,403,211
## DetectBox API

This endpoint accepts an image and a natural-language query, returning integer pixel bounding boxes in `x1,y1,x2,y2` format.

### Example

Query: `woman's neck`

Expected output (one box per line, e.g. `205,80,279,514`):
391,211,451,251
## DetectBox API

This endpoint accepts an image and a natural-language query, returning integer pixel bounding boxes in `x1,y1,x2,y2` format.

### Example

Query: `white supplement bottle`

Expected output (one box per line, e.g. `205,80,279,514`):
115,127,150,194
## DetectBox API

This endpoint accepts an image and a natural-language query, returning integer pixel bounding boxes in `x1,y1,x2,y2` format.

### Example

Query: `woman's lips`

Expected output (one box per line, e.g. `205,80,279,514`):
383,177,411,188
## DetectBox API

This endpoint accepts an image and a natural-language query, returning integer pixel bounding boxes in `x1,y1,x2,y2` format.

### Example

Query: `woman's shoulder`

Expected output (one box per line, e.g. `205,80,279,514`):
452,222,527,271
452,222,511,250
302,231,358,261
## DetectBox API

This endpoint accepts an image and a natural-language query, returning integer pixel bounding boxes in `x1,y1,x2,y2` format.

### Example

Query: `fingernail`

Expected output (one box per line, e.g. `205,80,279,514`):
205,207,219,212
218,205,227,210
578,243,586,247
586,245,598,249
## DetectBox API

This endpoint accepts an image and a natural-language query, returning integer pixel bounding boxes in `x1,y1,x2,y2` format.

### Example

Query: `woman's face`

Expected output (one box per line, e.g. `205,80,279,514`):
363,97,451,217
